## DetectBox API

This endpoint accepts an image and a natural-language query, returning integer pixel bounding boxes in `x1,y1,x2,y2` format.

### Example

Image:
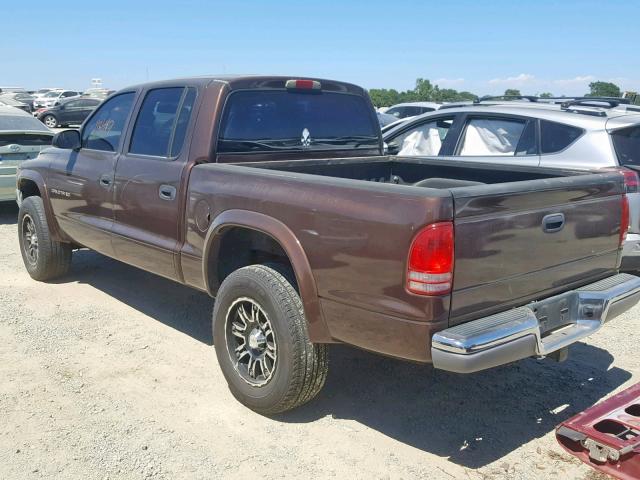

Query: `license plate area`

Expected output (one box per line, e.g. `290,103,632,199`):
529,291,580,336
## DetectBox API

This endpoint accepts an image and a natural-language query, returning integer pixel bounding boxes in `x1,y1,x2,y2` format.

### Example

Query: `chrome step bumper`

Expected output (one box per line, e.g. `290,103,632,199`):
432,273,640,373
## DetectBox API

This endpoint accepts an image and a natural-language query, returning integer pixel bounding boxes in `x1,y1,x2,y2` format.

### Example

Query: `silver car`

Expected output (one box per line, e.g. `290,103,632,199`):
0,106,53,201
382,98,640,270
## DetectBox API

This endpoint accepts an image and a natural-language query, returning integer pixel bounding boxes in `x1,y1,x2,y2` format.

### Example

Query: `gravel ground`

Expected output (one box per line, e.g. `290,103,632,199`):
0,201,637,480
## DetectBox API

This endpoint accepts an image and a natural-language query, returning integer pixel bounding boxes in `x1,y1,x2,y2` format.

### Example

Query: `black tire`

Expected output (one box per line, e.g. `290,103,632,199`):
18,196,72,281
42,114,58,128
212,264,328,414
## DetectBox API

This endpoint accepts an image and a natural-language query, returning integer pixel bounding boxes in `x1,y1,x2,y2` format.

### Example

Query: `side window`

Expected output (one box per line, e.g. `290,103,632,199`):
393,116,454,156
515,120,537,156
81,92,135,152
129,87,196,158
170,88,197,157
458,117,527,156
540,120,583,154
65,100,80,108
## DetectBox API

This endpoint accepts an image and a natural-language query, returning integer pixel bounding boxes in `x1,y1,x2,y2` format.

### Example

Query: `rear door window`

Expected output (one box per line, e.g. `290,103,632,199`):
458,117,527,156
218,90,378,153
81,92,135,152
612,125,640,166
129,87,197,158
391,116,455,156
540,120,583,154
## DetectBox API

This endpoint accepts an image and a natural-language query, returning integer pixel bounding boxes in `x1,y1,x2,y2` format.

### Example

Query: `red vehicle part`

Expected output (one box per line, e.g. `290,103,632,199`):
556,382,640,480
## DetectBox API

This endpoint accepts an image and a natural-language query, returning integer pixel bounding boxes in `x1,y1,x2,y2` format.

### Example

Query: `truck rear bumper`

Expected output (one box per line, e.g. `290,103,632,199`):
432,273,640,373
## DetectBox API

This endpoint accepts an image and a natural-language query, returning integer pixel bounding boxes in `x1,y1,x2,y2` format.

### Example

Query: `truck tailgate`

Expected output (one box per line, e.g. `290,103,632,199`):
556,382,640,480
450,172,625,326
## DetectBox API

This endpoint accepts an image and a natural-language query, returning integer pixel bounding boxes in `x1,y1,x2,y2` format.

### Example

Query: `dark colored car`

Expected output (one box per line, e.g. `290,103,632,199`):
16,76,640,414
37,97,102,128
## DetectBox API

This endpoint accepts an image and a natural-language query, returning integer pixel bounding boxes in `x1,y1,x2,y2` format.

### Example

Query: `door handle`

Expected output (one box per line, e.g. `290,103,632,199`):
99,174,112,188
542,213,565,233
159,184,176,201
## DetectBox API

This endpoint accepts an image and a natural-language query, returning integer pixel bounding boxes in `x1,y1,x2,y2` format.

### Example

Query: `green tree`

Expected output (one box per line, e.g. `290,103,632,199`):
587,81,621,98
539,92,554,98
504,88,522,97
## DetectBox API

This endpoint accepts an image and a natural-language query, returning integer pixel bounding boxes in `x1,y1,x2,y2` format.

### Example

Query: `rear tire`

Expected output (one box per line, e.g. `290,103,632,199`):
42,114,58,128
18,196,72,281
212,264,328,414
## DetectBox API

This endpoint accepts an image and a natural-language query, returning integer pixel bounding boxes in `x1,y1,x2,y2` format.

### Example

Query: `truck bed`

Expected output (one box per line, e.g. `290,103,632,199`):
184,155,624,360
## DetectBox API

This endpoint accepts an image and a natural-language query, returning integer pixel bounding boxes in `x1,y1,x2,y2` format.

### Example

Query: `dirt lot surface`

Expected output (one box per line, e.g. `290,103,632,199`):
0,202,637,480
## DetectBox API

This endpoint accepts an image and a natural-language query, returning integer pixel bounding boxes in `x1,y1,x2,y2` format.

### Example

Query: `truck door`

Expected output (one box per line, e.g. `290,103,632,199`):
47,92,136,256
111,86,197,281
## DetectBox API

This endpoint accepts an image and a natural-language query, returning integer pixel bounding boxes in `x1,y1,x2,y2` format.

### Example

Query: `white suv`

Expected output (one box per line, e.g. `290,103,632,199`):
33,90,81,109
382,97,640,270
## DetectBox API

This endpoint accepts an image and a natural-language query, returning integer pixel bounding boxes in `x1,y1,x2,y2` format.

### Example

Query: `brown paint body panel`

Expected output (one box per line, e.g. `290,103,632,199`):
15,75,626,364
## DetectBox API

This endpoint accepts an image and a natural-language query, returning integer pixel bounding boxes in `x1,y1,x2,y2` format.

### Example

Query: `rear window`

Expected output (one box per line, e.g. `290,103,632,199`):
540,120,583,154
0,115,50,132
218,90,378,153
0,133,52,146
612,125,640,166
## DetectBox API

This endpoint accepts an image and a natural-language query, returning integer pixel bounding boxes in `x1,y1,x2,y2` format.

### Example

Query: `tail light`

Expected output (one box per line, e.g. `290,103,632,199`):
407,222,454,295
617,168,636,246
620,194,630,246
620,168,639,193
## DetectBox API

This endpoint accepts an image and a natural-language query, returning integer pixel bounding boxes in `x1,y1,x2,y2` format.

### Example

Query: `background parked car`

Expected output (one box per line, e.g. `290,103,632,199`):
0,96,32,114
0,106,53,201
382,97,640,270
33,90,81,109
376,111,399,127
0,92,34,107
384,101,442,120
37,97,102,128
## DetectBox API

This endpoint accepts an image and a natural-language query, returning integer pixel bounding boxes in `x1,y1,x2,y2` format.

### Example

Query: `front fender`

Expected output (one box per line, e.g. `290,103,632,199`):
202,209,332,343
17,169,66,243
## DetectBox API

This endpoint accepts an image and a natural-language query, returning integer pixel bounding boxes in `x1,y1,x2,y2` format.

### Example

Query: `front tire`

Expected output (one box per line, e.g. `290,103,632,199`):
18,196,72,281
213,265,328,414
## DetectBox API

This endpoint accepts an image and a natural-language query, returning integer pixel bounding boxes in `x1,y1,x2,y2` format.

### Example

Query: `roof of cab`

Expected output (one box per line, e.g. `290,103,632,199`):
119,75,367,96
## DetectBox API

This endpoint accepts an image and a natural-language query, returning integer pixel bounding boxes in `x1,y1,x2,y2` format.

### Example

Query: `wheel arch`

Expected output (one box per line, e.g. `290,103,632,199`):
203,209,332,343
17,171,66,243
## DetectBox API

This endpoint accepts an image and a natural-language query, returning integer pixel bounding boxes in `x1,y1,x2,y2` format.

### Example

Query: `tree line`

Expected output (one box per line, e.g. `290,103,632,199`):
369,79,624,107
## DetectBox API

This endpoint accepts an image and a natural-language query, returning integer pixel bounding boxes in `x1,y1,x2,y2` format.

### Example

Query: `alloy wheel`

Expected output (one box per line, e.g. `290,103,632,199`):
224,297,277,387
22,214,38,265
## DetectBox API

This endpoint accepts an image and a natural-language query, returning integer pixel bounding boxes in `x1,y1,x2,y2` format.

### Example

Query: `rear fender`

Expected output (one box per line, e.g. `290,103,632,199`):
202,209,332,343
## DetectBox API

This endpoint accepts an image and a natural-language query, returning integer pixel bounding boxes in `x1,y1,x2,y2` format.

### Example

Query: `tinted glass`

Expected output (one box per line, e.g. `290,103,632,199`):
64,100,81,108
459,117,526,156
81,92,134,151
129,87,186,157
515,120,537,156
391,117,454,156
540,120,583,154
0,115,50,132
218,90,378,153
612,125,640,166
170,88,197,157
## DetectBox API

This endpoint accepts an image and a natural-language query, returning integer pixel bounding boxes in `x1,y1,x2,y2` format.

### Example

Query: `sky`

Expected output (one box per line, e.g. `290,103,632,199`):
4,0,639,96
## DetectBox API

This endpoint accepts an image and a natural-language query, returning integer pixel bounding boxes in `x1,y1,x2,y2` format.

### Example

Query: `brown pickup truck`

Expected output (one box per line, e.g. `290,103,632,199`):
15,76,640,414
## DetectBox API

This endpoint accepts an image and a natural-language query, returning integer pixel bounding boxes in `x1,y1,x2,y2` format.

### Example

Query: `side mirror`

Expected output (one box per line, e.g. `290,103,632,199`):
52,129,81,150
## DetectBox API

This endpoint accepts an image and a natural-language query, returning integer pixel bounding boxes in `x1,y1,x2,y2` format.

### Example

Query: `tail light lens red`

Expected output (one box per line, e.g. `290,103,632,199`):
620,194,630,246
407,222,454,295
620,168,639,193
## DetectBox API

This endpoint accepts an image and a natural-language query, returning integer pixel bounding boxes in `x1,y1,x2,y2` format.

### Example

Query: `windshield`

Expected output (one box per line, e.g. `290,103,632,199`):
218,90,379,153
44,91,59,98
612,125,640,167
0,115,51,132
